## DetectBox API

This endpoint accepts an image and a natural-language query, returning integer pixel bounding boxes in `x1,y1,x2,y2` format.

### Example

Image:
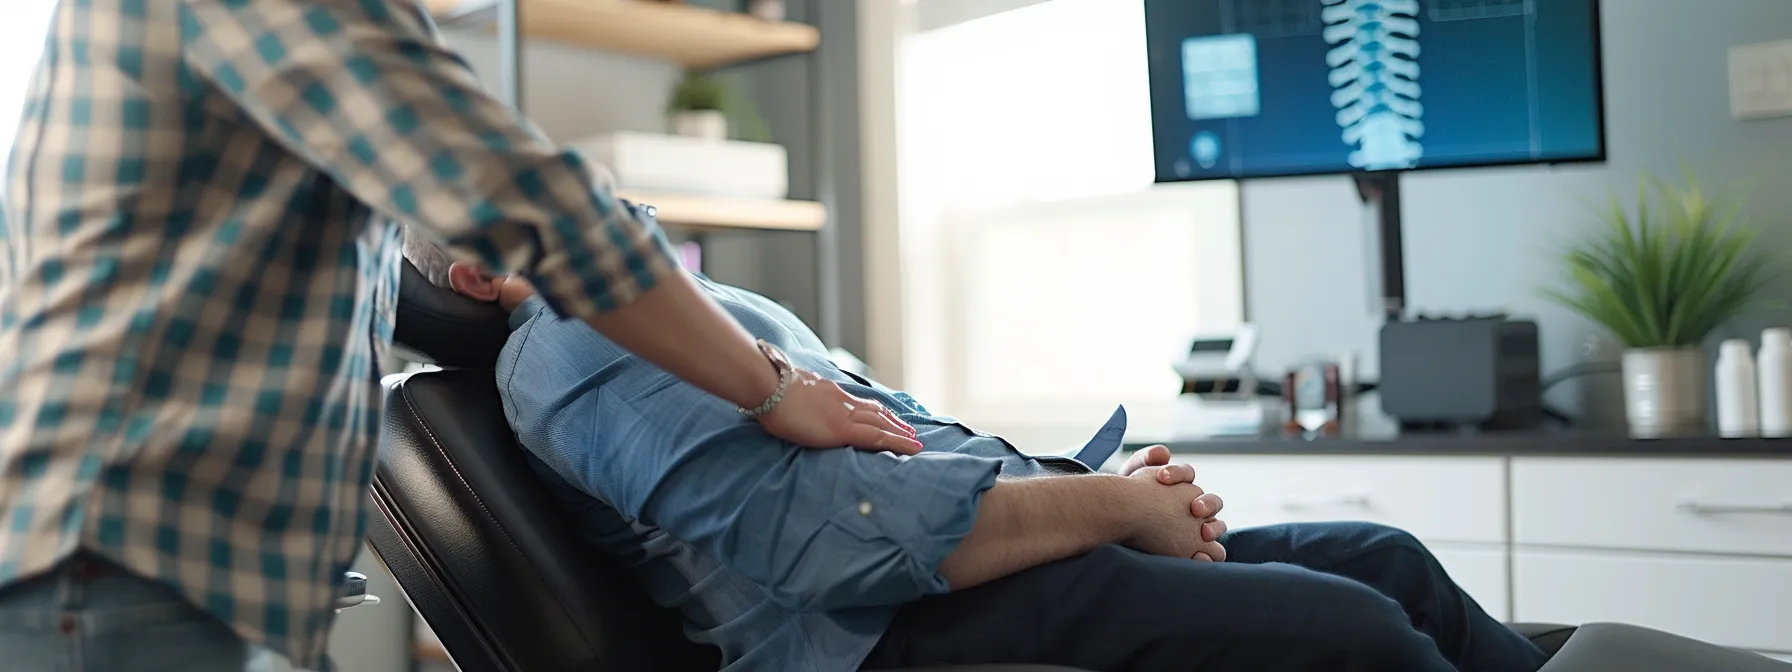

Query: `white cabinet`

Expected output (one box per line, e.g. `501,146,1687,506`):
1513,548,1792,653
1186,456,1506,543
1169,451,1792,647
1512,458,1792,556
1180,455,1511,620
1510,457,1792,658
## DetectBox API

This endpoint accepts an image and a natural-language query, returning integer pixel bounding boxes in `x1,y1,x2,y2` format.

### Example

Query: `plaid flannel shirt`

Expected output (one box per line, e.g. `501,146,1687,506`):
0,0,676,667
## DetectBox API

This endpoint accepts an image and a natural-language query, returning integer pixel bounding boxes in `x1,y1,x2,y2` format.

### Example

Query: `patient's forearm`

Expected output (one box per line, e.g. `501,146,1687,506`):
937,475,1138,591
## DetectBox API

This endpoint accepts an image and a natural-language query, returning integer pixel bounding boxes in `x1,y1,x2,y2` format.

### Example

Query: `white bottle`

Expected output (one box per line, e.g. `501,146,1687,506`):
1716,339,1759,438
1756,328,1792,437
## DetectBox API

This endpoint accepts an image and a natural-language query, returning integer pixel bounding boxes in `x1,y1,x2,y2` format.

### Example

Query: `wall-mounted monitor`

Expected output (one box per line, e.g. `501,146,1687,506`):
1147,0,1606,182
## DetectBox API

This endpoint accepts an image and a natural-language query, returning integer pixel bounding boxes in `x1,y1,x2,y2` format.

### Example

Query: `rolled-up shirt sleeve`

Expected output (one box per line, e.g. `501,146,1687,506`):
638,432,1002,612
178,0,673,319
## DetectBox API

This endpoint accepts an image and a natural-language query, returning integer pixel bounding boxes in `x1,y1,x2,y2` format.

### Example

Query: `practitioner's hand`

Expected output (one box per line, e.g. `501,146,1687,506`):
757,369,924,455
1123,446,1228,562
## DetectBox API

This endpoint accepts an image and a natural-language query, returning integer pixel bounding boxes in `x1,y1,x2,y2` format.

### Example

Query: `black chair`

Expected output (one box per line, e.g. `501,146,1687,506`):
365,251,1786,672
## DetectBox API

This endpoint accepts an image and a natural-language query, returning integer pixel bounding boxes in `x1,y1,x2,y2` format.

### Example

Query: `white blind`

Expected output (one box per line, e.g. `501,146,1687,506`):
947,187,1242,416
896,0,1244,445
899,0,1157,207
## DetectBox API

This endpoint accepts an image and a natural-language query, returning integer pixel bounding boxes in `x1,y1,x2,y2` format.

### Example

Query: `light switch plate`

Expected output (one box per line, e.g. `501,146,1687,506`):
1730,40,1792,120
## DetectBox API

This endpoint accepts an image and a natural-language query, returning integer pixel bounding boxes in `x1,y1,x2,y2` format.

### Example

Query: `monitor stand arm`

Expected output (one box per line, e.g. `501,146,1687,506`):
1352,171,1407,322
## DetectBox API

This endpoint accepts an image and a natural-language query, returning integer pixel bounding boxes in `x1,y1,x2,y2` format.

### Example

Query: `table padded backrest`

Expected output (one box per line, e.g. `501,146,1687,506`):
378,368,719,671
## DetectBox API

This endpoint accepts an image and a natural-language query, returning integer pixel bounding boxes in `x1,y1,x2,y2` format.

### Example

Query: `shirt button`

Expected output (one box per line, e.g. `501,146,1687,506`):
858,501,874,516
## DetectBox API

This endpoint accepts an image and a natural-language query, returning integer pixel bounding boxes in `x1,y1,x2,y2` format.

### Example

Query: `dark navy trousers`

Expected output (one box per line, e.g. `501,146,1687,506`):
861,522,1550,672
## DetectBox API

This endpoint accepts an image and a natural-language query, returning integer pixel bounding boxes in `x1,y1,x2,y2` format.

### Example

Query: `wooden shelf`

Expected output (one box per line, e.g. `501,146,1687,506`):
619,191,825,232
425,0,820,69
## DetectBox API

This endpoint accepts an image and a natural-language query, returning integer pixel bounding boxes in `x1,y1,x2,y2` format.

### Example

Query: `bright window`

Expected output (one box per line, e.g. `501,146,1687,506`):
895,0,1245,448
0,1,57,198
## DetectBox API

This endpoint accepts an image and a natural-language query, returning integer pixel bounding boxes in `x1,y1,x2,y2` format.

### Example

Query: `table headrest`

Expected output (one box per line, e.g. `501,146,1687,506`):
394,201,662,369
393,258,513,369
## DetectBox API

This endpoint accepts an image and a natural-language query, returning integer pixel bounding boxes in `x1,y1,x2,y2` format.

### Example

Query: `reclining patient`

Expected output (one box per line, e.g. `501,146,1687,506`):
404,228,1549,672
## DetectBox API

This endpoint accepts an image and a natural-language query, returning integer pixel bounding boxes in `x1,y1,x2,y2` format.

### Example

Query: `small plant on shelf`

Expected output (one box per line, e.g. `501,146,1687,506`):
665,69,769,142
667,69,730,140
668,70,728,114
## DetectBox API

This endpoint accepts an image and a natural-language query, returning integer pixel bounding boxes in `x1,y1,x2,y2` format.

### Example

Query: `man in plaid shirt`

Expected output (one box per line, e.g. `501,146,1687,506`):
0,1,920,669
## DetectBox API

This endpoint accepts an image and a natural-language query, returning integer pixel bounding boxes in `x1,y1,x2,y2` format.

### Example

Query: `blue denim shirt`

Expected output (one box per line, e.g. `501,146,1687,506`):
496,276,1095,671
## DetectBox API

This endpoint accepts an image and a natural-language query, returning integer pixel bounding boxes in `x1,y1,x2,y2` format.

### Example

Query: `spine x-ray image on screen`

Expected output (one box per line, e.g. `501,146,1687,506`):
1146,0,1604,183
1323,0,1424,170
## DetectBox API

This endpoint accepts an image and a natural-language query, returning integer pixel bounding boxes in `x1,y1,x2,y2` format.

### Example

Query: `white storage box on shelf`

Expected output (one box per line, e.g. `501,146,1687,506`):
568,131,789,200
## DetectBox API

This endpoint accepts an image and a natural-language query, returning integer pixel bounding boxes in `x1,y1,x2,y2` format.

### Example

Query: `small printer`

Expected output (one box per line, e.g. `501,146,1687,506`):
1172,325,1259,396
1170,325,1278,437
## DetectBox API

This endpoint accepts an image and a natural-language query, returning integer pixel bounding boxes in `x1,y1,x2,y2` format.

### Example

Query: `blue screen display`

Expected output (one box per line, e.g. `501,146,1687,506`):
1147,0,1605,182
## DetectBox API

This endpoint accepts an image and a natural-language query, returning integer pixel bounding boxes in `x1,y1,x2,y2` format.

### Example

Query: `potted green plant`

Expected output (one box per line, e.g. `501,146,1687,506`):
667,70,730,140
1544,172,1779,437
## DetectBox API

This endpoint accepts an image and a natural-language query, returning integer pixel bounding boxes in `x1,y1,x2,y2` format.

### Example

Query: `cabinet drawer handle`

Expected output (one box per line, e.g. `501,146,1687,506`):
1280,494,1372,511
1675,502,1792,516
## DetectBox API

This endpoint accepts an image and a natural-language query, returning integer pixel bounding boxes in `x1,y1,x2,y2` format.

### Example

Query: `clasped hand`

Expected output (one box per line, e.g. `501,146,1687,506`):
1120,445,1228,562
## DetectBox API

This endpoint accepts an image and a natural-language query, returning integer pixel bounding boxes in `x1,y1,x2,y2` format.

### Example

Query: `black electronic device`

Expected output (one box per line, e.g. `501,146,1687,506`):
1379,315,1542,430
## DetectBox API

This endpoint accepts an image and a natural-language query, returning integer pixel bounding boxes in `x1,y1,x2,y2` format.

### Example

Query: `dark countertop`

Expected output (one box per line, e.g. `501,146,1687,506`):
1124,432,1792,458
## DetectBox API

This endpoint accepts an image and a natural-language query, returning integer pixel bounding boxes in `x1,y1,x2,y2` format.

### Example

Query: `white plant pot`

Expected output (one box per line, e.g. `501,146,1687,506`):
1621,346,1707,438
671,110,728,140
